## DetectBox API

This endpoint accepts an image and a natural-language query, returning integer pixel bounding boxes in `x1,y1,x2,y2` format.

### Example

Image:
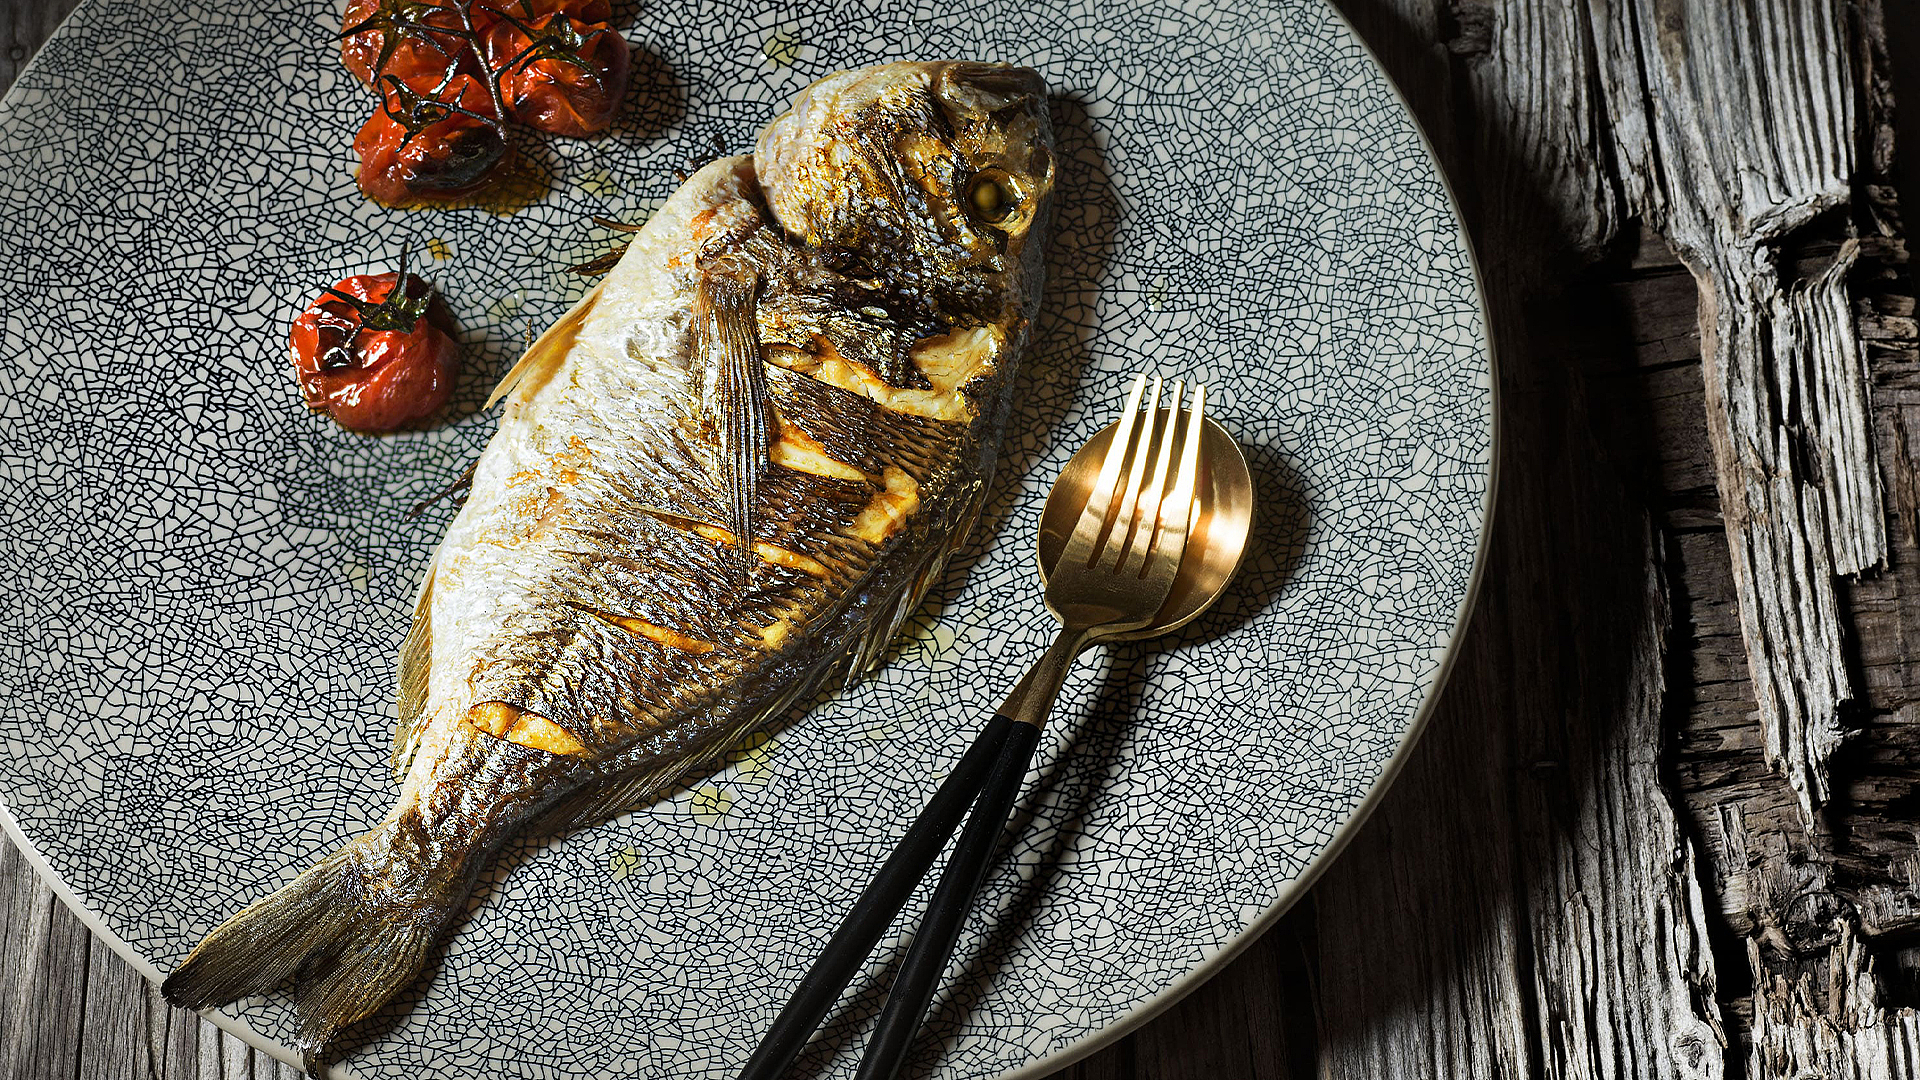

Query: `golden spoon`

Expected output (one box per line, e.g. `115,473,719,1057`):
740,373,1256,1080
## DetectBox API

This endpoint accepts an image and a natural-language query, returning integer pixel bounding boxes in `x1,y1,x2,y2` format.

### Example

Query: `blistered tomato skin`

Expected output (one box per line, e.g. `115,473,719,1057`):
353,73,506,205
481,14,630,137
340,0,475,87
288,272,459,433
472,0,613,32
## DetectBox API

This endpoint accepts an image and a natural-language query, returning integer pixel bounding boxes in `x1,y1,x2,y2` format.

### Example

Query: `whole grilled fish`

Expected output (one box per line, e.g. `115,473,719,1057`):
163,60,1055,1075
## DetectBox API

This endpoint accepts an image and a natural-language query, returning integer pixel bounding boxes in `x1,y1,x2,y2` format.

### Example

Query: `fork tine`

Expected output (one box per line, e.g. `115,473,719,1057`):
1120,379,1185,576
1099,376,1163,569
1151,383,1206,573
1065,373,1149,555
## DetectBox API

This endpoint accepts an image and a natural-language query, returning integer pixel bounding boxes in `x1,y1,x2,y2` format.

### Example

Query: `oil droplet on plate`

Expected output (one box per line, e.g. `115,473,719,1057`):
690,784,735,825
577,168,618,198
607,844,645,881
763,27,802,68
730,731,779,789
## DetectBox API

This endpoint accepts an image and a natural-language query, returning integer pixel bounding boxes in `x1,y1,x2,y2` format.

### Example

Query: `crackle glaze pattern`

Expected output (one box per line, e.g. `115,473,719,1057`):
0,1,1490,1077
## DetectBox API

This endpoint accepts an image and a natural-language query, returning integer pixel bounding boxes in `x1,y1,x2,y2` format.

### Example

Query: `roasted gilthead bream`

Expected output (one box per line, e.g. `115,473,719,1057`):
162,60,1055,1074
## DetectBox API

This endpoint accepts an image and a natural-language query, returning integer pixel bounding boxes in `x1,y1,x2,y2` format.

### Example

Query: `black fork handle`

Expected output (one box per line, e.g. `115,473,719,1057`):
734,715,1015,1080
853,719,1046,1080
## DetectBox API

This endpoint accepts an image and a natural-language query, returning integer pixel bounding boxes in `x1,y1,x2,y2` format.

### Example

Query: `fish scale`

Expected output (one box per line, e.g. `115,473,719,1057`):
163,60,1056,1076
766,366,961,479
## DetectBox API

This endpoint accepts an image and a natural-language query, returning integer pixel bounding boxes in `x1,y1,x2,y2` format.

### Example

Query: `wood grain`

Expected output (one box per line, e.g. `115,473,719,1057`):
1621,0,1867,830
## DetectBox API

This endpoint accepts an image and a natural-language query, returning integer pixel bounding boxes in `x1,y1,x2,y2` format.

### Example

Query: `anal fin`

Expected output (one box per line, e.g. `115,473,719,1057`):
534,675,823,837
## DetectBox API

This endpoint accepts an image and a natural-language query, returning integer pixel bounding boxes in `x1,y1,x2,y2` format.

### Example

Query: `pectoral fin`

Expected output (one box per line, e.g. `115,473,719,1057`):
693,271,772,561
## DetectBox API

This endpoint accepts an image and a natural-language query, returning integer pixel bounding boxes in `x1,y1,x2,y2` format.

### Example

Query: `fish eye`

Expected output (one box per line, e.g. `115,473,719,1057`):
967,172,1016,223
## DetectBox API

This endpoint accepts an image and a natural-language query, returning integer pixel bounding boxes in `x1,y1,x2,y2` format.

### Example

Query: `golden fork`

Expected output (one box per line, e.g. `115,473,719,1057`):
740,373,1214,1080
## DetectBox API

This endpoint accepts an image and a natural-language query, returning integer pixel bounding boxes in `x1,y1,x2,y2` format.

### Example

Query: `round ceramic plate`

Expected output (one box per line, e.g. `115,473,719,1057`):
0,1,1492,1077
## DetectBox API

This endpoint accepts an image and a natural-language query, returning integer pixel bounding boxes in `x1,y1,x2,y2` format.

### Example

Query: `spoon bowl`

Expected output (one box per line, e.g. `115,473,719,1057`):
1037,413,1255,640
740,376,1250,1080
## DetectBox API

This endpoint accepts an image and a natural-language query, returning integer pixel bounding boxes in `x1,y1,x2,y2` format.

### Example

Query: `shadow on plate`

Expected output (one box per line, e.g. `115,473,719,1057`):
780,445,1311,1078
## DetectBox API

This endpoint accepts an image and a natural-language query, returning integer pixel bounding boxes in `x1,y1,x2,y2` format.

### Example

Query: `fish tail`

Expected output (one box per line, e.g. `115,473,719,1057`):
162,816,481,1077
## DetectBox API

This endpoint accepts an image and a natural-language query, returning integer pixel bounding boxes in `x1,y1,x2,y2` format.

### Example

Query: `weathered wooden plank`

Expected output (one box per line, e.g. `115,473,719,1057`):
1513,536,1725,1080
1588,10,1920,1076
1772,241,1885,576
159,987,211,1080
263,1045,311,1080
1748,923,1920,1079
212,1031,238,1080
1311,2,1732,1078
79,930,157,1080
1589,0,1871,829
1453,0,1626,260
0,0,74,97
1591,212,1920,983
1,831,92,1080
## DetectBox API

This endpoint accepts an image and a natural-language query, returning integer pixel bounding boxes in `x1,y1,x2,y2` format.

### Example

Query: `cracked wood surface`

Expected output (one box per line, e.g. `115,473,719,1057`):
5,1,1920,1079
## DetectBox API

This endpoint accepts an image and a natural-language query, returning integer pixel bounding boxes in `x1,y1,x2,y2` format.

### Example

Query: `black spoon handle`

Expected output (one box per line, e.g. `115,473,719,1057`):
734,715,1015,1080
853,719,1046,1080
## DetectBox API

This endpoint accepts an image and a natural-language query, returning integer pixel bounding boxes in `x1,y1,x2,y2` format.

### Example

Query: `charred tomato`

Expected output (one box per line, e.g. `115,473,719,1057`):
472,0,612,31
288,265,460,433
480,12,629,137
339,0,474,87
353,72,506,205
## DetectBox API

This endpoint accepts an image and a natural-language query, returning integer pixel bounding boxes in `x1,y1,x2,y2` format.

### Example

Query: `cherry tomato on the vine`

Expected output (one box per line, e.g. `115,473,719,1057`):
480,13,630,138
339,0,475,87
472,0,613,31
288,268,460,433
353,72,506,205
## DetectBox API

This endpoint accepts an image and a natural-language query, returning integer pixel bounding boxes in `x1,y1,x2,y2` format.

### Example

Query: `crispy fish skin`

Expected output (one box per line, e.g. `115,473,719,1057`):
163,60,1054,1075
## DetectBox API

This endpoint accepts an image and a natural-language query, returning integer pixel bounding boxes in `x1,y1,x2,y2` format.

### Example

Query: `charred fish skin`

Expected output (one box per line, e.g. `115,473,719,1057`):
162,60,1054,1076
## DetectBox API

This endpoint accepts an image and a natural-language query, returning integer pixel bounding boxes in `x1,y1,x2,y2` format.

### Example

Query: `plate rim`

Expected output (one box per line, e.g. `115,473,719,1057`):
983,6,1505,1068
0,0,1501,1074
986,4,1504,1072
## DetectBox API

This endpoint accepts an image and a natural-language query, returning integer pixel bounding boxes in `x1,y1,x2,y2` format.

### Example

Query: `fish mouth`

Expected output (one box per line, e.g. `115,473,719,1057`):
931,61,1047,114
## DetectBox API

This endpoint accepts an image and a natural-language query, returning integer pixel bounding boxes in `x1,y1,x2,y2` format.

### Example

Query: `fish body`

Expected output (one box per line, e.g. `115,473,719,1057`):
163,60,1055,1074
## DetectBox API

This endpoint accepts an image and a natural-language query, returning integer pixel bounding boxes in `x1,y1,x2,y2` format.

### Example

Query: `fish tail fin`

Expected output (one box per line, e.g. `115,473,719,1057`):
162,820,479,1077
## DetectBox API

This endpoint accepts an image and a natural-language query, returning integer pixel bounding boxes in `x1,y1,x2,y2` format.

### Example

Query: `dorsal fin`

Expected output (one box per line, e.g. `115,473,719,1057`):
692,270,771,562
486,281,606,410
391,562,435,784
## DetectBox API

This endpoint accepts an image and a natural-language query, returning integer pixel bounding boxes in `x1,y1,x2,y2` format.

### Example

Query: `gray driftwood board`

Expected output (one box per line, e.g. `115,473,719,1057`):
4,1,1919,1078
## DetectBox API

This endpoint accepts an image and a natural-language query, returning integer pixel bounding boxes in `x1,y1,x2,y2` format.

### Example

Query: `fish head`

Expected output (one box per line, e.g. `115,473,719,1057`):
755,60,1055,320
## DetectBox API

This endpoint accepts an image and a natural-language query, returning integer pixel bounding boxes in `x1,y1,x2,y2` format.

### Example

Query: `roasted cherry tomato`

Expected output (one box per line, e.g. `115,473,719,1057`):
288,266,459,433
353,72,506,205
480,13,629,137
472,0,612,31
339,0,474,87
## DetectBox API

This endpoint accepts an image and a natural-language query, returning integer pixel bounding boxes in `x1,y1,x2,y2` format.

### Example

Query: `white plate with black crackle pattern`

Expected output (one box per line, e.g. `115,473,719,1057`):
0,0,1492,1076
